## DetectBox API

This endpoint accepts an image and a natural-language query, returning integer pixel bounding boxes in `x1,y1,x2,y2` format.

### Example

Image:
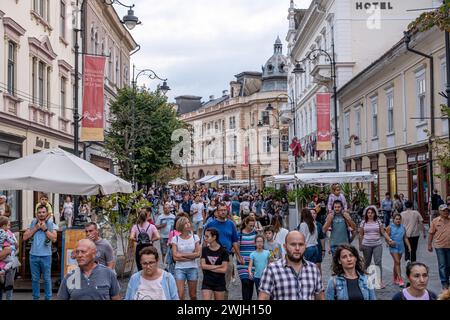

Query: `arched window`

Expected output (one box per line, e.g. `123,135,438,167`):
198,169,205,178
230,170,236,179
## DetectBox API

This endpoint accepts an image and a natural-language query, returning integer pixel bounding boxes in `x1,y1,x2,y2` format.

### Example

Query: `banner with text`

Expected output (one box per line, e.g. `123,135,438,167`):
81,55,106,142
316,93,332,151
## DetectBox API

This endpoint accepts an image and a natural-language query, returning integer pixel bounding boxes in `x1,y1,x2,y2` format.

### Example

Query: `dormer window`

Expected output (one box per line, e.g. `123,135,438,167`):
267,64,274,73
279,63,285,73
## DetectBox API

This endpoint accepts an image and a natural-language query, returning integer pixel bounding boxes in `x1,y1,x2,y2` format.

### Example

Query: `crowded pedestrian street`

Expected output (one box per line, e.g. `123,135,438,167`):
0,0,450,307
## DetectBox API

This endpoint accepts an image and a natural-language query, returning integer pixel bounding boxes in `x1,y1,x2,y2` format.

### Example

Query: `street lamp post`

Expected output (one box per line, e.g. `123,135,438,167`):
294,41,339,172
130,65,170,190
72,0,140,227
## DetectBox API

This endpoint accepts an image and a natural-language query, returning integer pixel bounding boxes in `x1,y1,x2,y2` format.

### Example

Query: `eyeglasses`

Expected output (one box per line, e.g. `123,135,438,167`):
141,261,157,266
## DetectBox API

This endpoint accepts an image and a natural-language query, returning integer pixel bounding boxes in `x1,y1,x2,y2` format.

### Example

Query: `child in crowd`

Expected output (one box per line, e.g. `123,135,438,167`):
263,226,283,261
0,216,18,272
248,235,271,295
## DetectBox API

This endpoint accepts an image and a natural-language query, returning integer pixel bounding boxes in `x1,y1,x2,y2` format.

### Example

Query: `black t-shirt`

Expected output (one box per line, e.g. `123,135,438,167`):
201,246,229,286
345,277,364,300
431,194,443,210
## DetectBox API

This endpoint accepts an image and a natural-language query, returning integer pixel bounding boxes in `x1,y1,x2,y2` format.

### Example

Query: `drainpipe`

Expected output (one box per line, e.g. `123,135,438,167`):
404,31,435,194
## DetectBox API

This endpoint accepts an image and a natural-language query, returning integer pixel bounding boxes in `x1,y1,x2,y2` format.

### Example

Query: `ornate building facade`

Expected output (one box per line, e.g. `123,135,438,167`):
178,39,290,189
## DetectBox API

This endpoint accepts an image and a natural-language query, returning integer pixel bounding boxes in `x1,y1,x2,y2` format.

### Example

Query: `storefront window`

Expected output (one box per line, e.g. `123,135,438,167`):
0,140,23,230
389,168,397,195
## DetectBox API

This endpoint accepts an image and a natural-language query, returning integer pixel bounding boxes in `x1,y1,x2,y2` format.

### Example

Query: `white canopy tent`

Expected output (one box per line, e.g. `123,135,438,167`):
265,171,376,185
0,148,132,195
167,178,189,186
196,175,228,184
195,175,215,184
219,179,256,187
296,171,376,185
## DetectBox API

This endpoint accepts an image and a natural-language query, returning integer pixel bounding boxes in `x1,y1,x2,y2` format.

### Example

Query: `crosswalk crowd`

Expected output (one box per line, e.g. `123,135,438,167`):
0,185,449,301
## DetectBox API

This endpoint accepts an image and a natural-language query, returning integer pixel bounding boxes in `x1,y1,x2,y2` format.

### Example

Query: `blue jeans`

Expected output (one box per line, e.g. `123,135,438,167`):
254,278,261,295
331,245,338,257
435,248,450,288
30,255,52,300
0,288,13,300
304,245,320,263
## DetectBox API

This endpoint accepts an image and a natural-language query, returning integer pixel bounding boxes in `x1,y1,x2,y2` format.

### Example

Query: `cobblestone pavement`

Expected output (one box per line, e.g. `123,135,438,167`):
10,228,441,300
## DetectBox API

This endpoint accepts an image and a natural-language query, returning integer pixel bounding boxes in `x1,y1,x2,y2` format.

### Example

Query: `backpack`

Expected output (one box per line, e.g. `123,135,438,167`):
137,224,152,245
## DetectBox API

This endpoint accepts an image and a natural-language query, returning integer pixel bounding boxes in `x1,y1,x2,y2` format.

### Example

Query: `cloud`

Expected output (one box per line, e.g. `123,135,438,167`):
114,0,312,101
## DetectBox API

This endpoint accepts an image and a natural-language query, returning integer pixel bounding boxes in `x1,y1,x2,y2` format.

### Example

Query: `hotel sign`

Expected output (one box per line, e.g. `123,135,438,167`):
355,2,393,10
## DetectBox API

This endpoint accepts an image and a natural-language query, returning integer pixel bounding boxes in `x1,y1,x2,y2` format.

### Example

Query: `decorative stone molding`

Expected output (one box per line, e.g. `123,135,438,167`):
3,93,23,116
28,36,57,64
58,117,71,133
29,103,55,128
3,17,26,43
30,10,53,33
58,59,73,76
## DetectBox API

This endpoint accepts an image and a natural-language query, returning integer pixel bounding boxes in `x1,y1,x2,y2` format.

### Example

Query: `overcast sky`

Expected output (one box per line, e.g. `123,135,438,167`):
114,0,312,102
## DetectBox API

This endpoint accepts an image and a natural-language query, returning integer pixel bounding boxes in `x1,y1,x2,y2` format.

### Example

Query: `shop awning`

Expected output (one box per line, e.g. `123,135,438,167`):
295,171,376,184
219,179,256,187
264,174,296,184
264,171,376,185
196,175,228,184
167,178,189,186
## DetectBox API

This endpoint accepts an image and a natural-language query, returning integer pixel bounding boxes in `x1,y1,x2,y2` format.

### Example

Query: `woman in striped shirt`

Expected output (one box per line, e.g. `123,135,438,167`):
237,216,257,300
358,205,394,289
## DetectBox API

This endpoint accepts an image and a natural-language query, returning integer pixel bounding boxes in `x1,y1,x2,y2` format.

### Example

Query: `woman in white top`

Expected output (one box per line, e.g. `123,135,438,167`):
272,218,289,256
299,208,319,263
172,216,201,300
61,195,74,228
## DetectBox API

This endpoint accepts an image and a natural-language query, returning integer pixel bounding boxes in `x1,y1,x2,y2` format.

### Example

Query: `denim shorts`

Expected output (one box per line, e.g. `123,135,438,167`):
174,267,198,281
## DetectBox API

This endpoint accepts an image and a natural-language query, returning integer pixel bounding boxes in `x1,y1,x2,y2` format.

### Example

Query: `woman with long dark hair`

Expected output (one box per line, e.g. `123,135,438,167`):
237,216,257,300
358,205,393,289
298,208,319,263
130,209,160,271
201,227,229,300
325,244,376,300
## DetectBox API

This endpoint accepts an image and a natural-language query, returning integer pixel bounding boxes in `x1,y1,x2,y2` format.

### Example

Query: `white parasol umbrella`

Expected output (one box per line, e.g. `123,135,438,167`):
0,148,132,195
168,177,189,186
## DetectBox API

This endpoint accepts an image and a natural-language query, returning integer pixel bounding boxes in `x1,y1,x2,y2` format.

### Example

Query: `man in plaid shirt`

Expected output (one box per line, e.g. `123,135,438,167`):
258,231,324,300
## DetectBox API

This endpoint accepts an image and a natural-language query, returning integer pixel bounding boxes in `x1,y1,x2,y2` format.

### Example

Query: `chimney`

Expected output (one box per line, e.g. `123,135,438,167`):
209,95,215,101
222,90,229,97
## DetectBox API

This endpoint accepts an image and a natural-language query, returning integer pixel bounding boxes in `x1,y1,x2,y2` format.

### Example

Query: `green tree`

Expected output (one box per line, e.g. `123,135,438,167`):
105,87,183,186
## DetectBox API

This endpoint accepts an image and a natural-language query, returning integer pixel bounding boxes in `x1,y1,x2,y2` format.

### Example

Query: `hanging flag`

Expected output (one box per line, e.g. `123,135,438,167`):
80,55,106,142
316,93,332,151
289,137,305,158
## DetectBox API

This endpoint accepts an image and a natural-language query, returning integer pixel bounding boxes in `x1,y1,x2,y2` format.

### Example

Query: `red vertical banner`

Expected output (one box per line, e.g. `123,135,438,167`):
316,93,332,151
81,55,106,142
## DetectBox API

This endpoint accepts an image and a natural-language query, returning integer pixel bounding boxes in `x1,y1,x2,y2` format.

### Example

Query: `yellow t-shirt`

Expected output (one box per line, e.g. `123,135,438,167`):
35,202,53,215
